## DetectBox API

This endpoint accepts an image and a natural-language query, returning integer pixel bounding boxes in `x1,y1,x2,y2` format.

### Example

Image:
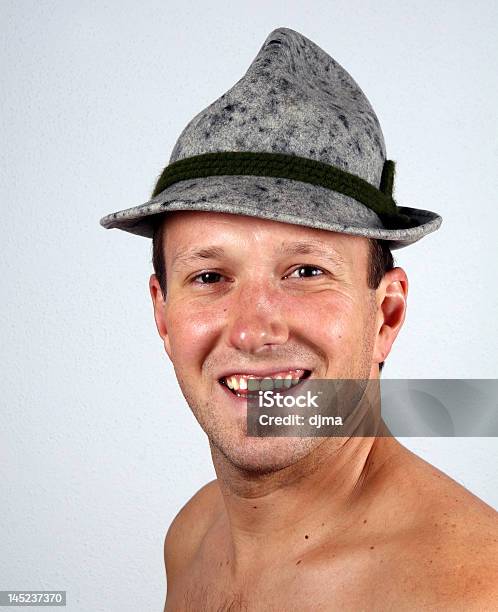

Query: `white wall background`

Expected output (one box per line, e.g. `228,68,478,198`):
1,1,497,610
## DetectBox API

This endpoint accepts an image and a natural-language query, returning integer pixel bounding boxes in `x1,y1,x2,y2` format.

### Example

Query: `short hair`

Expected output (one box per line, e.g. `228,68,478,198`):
151,216,394,370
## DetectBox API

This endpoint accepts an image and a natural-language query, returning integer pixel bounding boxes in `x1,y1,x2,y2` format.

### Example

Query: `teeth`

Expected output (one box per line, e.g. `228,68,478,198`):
247,378,260,391
222,369,308,392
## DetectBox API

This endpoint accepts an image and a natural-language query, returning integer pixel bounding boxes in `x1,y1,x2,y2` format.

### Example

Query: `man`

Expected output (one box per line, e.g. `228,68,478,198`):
101,28,498,611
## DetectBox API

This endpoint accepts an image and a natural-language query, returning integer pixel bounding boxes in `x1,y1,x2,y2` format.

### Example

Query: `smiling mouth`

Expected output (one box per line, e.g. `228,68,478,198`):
218,369,312,398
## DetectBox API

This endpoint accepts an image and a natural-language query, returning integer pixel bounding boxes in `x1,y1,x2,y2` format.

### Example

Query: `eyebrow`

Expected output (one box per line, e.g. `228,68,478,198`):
172,245,227,268
171,240,346,269
275,240,346,265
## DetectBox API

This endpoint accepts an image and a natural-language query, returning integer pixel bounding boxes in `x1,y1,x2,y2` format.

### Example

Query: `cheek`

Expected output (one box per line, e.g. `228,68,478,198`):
291,292,363,345
164,298,224,367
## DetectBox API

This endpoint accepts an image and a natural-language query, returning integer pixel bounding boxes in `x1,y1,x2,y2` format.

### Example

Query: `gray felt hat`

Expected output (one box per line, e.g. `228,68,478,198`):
100,27,442,249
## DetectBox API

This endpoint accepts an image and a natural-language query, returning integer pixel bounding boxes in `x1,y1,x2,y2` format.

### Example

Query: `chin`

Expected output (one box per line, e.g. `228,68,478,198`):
211,431,323,474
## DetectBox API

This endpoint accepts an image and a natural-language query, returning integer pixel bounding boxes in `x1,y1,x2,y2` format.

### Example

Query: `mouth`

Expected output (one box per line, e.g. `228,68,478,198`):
218,368,313,398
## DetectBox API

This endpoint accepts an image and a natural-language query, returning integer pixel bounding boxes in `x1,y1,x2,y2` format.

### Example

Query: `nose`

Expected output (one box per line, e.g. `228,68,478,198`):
225,280,289,354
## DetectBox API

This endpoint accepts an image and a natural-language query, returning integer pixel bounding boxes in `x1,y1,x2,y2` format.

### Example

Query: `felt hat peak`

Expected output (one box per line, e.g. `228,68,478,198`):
100,27,441,248
169,27,386,188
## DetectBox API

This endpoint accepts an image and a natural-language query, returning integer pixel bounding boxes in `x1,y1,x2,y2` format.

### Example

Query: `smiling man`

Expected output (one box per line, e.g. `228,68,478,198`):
150,211,397,471
101,27,498,611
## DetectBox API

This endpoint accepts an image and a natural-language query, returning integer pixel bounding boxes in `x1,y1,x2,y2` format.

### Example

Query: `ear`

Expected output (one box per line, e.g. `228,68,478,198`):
372,267,408,365
149,273,172,360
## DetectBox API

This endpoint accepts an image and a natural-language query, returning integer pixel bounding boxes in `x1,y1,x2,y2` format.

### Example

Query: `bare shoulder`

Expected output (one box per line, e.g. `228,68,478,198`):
163,479,223,580
389,443,498,608
396,442,498,529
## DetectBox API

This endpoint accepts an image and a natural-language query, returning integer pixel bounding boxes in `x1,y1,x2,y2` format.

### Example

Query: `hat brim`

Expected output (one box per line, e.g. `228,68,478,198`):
100,175,442,250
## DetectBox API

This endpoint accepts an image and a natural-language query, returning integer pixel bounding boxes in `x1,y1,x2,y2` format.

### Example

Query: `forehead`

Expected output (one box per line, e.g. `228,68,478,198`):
160,211,370,263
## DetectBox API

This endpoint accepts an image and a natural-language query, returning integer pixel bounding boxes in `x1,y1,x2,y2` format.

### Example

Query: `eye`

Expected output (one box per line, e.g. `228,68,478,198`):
192,271,226,284
286,265,325,279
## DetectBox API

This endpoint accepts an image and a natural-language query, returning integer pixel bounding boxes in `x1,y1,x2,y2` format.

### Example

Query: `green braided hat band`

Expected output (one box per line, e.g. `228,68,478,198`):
152,151,415,229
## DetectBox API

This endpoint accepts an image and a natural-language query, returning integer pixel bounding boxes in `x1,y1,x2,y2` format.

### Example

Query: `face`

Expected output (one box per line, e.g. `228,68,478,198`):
150,211,407,473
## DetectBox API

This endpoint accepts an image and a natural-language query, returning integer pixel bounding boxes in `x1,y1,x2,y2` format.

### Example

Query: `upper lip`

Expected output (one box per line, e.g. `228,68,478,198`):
217,366,312,380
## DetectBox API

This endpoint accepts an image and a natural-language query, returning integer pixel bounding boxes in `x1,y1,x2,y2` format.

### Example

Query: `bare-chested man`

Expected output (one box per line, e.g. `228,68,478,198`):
149,212,498,611
100,27,498,611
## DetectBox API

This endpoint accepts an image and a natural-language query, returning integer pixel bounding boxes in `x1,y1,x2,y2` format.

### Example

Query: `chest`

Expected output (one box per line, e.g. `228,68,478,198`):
167,579,337,612
165,552,400,611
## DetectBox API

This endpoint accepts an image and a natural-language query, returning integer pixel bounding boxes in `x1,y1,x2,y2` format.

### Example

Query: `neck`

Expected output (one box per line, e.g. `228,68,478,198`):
210,419,400,574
